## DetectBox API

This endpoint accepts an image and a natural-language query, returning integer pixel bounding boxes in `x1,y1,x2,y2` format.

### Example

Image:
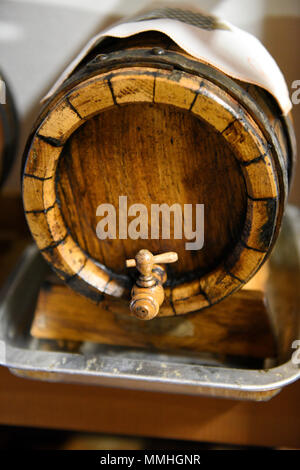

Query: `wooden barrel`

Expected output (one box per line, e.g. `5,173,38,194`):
22,31,295,318
0,73,18,187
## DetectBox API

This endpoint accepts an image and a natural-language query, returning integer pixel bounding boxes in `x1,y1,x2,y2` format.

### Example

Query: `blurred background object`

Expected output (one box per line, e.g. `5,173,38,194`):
0,72,18,188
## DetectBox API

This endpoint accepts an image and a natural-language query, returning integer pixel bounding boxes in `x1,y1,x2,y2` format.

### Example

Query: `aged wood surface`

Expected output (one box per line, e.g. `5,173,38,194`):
21,36,294,316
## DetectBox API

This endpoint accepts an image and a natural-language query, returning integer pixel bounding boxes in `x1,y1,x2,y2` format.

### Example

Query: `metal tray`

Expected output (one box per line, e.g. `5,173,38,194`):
0,206,299,401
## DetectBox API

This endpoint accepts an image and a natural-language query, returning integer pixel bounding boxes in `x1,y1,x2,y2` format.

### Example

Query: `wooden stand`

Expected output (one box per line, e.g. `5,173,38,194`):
30,265,276,360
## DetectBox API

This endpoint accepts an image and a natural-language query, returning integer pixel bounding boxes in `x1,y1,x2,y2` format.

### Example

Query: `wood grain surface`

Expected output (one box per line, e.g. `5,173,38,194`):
57,102,246,278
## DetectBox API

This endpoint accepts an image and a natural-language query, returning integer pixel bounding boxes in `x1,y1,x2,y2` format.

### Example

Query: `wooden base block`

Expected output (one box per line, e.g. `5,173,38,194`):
31,265,276,359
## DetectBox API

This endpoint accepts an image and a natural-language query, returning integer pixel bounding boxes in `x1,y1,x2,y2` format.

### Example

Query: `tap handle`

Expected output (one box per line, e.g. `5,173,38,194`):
126,249,178,277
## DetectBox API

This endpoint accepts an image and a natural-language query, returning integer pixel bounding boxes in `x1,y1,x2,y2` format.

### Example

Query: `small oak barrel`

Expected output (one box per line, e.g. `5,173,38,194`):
0,73,18,187
22,25,296,319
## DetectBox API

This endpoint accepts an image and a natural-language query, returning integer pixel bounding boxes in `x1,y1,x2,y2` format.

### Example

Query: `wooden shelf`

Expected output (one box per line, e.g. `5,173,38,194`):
0,365,299,448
